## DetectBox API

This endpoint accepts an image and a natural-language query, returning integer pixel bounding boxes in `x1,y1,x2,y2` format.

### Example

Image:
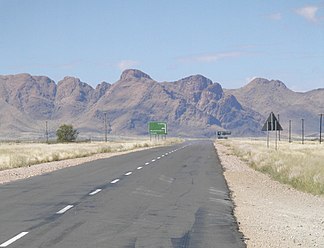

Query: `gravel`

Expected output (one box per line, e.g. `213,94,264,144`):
215,142,324,248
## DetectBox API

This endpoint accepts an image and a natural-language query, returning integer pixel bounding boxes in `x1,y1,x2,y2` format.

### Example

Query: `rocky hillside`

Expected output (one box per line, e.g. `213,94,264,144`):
79,70,262,137
225,78,324,136
0,70,263,139
1,70,322,139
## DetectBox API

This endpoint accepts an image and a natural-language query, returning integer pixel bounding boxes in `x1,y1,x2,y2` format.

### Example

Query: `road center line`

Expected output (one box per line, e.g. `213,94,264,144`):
151,159,156,162
56,205,74,214
125,171,132,176
110,179,120,184
145,162,150,165
137,166,143,170
89,189,102,196
157,157,161,159
0,232,29,247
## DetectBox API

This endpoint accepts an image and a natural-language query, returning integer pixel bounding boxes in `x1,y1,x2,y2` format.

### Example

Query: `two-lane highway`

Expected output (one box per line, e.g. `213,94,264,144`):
0,141,245,247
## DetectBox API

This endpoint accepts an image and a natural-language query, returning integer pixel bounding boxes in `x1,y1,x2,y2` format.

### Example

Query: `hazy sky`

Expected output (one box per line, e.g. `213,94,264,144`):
0,0,323,91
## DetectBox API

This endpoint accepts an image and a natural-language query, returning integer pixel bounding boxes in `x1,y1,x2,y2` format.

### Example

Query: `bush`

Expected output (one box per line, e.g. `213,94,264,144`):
56,124,79,143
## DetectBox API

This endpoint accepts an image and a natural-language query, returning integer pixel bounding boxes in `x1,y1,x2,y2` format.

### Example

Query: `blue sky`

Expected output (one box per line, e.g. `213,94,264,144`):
0,0,323,91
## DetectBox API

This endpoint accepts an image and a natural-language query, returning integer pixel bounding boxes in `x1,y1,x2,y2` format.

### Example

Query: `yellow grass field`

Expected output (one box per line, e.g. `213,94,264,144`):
0,138,182,171
219,138,324,195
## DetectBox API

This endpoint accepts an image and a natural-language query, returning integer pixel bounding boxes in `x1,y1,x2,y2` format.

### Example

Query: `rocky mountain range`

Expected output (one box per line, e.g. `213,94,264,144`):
226,78,324,137
0,69,322,140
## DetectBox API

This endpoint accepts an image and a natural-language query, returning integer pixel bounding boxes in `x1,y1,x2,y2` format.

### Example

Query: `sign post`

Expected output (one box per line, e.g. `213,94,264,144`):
217,131,232,139
149,122,167,140
262,112,283,150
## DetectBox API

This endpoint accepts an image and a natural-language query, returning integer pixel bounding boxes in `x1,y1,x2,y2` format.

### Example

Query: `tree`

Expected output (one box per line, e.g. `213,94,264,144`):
56,124,79,142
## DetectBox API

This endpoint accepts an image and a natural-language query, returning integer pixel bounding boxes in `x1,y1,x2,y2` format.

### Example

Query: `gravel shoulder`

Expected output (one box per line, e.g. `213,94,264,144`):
0,148,149,185
2,142,324,247
215,142,324,248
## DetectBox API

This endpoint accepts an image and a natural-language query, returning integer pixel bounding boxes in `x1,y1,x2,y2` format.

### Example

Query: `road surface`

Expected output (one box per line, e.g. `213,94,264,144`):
0,141,245,247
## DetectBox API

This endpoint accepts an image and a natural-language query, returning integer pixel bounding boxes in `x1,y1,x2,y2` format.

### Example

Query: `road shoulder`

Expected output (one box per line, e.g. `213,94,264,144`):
215,142,324,248
0,148,150,185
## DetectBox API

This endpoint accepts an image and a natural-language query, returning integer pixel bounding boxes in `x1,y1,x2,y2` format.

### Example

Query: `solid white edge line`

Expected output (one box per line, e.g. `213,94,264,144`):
110,179,120,184
137,166,142,170
125,172,132,176
0,232,29,247
89,189,102,196
56,205,74,214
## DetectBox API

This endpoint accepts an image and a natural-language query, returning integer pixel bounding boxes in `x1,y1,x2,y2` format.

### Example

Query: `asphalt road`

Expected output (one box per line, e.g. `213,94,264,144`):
0,141,245,248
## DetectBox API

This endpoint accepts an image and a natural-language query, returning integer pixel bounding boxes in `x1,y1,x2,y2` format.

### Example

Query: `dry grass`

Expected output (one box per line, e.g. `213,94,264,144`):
0,138,182,171
219,138,324,195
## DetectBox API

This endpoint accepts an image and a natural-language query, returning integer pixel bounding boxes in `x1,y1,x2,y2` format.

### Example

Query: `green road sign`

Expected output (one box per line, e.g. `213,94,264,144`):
149,122,167,135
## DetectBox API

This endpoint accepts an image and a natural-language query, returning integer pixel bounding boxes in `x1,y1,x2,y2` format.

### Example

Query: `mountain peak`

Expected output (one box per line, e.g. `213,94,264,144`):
176,74,213,91
120,69,152,81
61,76,81,82
181,74,212,84
249,78,287,89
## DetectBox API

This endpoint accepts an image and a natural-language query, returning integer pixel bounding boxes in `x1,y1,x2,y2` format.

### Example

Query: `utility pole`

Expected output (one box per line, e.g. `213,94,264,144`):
320,113,323,144
104,112,108,142
45,121,49,143
289,120,292,143
301,118,304,144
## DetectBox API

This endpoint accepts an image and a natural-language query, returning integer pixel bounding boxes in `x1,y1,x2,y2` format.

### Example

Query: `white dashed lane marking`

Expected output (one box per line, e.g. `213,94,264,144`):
56,205,74,214
110,179,120,184
0,232,29,247
89,189,102,196
0,146,190,248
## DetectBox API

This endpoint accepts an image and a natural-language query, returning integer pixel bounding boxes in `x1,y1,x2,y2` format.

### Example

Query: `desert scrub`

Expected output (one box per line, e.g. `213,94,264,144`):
0,137,183,171
220,139,324,195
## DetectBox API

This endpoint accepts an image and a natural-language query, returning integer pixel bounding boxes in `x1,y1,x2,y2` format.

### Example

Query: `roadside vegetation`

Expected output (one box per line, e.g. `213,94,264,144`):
56,124,79,142
0,138,182,171
219,139,324,195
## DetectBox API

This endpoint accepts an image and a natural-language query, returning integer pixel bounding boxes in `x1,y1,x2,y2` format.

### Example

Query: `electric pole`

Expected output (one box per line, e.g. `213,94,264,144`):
320,113,323,144
289,120,292,143
301,118,304,144
45,121,49,143
104,112,108,142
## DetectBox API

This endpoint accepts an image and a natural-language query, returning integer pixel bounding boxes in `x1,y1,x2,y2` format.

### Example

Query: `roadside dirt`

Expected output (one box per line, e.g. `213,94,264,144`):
215,142,324,248
0,148,148,185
